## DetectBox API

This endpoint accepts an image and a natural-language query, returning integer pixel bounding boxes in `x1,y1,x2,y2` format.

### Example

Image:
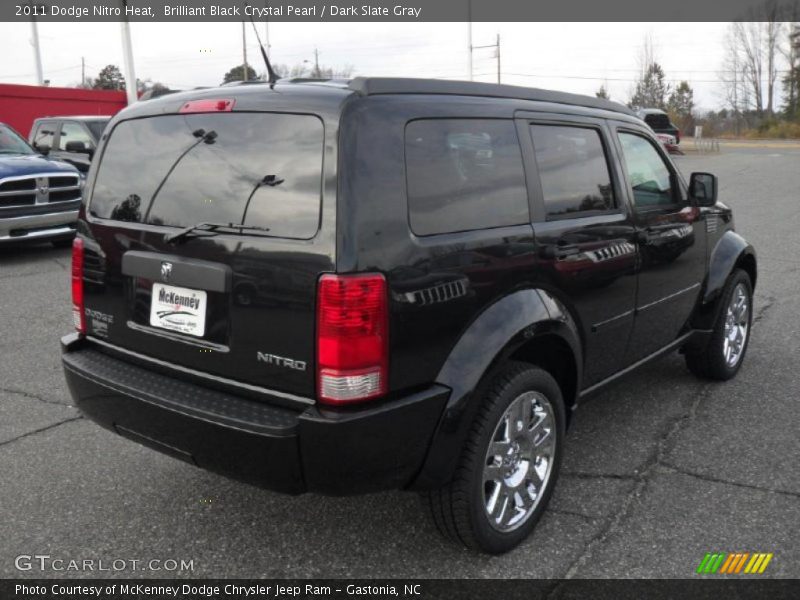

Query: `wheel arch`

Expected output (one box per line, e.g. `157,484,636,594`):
409,288,582,491
692,231,757,331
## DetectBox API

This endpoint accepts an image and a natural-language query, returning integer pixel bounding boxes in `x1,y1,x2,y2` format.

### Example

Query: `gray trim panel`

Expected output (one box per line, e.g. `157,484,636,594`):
121,250,231,292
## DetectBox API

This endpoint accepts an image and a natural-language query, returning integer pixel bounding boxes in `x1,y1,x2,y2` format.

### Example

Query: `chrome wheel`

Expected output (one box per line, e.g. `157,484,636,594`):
723,282,750,368
482,391,556,532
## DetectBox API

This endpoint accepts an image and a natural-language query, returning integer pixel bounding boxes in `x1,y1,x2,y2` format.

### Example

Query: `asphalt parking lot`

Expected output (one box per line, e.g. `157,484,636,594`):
1,142,798,579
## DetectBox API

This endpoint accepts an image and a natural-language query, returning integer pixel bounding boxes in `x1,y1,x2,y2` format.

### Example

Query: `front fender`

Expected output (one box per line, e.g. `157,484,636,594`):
693,231,757,330
409,288,582,490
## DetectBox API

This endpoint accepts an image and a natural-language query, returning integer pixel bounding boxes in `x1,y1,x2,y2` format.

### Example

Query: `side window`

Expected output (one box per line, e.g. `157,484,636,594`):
32,121,56,151
530,124,616,219
617,132,676,209
405,119,529,236
57,122,94,151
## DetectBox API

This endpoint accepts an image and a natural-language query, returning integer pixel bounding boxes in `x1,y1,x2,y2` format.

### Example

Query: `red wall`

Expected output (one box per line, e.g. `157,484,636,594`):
0,83,128,138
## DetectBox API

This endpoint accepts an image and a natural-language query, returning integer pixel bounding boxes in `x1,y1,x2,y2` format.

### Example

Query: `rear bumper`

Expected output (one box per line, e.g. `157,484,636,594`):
61,334,449,495
0,206,78,242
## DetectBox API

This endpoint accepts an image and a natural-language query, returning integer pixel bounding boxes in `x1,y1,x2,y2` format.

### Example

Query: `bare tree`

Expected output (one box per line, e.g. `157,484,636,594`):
272,62,353,80
780,11,800,118
731,21,764,113
628,33,671,109
720,28,748,133
637,33,657,80
764,2,783,115
725,3,784,117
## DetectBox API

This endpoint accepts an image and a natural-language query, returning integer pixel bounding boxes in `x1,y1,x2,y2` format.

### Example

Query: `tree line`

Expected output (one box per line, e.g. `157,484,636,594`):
595,35,697,137
77,58,352,96
78,20,800,139
718,14,800,136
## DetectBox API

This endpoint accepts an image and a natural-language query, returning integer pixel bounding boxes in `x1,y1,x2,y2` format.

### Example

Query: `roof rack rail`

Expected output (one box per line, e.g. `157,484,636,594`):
347,77,635,116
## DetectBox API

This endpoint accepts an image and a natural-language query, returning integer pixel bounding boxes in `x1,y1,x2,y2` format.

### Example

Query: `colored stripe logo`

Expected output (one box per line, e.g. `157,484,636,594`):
696,552,773,574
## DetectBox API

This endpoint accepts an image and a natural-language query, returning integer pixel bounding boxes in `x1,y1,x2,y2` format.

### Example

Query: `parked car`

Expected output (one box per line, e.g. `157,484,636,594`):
0,122,81,245
636,108,681,144
61,78,756,554
29,116,111,174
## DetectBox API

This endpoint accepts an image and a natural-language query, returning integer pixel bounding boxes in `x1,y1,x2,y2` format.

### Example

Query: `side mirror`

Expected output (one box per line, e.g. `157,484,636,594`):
34,143,50,155
689,172,717,207
65,140,88,153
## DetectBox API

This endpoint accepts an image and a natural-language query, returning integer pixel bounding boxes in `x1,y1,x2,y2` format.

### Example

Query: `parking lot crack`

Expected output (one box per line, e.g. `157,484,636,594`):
0,386,72,408
561,471,638,481
753,294,776,324
658,463,800,499
545,507,598,521
0,416,83,449
52,258,68,270
555,383,714,581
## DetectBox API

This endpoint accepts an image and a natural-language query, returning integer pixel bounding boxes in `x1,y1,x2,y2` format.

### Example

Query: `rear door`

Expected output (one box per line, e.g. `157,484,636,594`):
83,108,334,399
520,113,638,387
611,123,706,362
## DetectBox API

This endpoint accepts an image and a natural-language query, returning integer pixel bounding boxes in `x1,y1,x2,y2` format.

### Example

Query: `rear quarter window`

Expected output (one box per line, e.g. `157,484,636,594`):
90,112,324,239
405,119,529,236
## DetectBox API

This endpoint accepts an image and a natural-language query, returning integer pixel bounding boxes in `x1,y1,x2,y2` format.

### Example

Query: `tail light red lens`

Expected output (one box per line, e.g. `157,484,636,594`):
71,237,85,334
316,273,388,405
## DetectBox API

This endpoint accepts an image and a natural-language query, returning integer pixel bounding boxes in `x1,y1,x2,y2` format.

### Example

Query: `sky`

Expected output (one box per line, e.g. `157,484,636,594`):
0,21,747,112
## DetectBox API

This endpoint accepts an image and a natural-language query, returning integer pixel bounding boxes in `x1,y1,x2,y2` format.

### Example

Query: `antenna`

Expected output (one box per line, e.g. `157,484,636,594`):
246,3,278,84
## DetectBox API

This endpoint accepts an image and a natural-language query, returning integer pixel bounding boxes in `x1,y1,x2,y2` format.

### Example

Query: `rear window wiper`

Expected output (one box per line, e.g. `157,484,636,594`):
142,129,218,223
164,222,270,245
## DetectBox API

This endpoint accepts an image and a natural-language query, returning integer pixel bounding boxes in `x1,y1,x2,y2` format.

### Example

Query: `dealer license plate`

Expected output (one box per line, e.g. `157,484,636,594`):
149,283,207,337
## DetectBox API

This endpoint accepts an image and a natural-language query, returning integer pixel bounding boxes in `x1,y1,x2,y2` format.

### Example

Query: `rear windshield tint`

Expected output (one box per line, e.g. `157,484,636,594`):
90,112,324,239
644,114,671,129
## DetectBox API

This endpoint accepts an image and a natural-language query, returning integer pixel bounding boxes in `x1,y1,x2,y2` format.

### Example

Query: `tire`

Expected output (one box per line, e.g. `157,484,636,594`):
685,269,753,380
425,362,565,554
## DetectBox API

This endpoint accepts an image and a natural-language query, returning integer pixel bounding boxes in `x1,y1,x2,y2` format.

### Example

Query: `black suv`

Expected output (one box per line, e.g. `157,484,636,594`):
62,78,756,554
30,116,111,174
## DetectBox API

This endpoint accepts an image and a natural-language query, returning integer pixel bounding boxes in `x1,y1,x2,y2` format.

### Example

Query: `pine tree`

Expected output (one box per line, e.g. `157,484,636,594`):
92,64,125,91
668,81,694,117
222,64,257,84
629,63,670,110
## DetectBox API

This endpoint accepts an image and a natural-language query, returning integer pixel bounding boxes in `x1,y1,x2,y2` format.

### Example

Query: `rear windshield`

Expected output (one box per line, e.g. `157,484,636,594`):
90,112,324,239
644,114,671,129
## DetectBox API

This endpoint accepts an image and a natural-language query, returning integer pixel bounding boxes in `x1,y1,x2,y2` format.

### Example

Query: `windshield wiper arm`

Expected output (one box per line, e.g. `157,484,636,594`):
142,129,217,223
164,222,270,245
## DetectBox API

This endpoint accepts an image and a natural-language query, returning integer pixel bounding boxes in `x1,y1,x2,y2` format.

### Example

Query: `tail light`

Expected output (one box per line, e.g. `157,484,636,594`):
71,237,85,334
179,98,235,113
316,273,388,405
